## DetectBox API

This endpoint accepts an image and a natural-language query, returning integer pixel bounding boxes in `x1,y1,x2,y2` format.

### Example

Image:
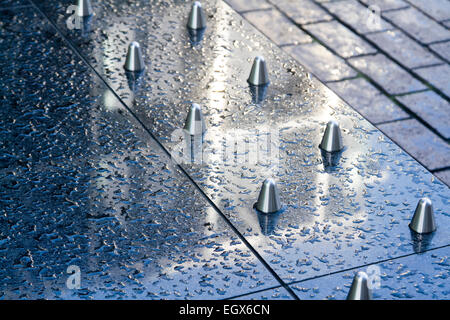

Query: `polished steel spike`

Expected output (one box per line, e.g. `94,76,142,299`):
184,103,206,135
409,198,436,234
76,0,93,17
187,1,206,30
347,271,372,300
319,120,343,152
247,56,269,86
124,42,145,72
255,179,282,214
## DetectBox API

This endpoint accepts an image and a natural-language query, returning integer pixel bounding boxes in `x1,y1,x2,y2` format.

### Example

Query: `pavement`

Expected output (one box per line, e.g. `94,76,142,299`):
0,0,449,300
225,0,450,186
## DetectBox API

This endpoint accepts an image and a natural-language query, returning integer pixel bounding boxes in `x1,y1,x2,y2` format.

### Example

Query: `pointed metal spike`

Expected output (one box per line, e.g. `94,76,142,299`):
184,103,206,136
347,271,372,300
247,56,269,86
255,179,282,214
76,0,93,17
319,120,343,152
124,42,145,72
409,198,436,234
187,1,207,30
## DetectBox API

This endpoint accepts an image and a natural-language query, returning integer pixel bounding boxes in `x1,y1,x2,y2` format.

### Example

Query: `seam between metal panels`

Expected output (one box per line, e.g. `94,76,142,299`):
286,243,450,287
227,243,450,299
27,0,300,300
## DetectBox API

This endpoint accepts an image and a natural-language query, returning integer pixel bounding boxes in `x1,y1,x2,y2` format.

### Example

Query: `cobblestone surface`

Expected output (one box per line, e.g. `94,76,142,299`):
397,91,450,139
327,78,409,124
360,0,409,11
367,29,442,69
378,119,450,170
429,41,450,63
283,43,357,81
322,0,394,34
348,54,426,95
304,20,377,58
383,7,450,44
269,0,333,25
244,9,312,46
414,64,450,98
227,0,450,184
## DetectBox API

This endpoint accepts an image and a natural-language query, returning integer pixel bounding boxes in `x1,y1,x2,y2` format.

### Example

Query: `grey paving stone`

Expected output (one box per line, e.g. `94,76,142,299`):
360,0,409,11
323,0,394,34
304,20,377,58
283,42,357,81
406,0,450,22
434,170,450,187
269,0,333,25
383,7,450,44
378,119,450,170
348,53,426,94
397,91,450,139
224,0,272,12
327,78,409,124
415,64,450,98
244,9,312,46
429,41,450,62
367,29,442,69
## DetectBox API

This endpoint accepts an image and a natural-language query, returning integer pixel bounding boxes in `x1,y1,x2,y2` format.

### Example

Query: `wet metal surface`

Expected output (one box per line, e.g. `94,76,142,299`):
290,247,450,300
0,0,448,299
30,0,450,284
0,7,279,299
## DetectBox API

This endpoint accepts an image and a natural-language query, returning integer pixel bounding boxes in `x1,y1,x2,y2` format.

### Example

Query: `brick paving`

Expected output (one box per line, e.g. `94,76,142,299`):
225,0,450,187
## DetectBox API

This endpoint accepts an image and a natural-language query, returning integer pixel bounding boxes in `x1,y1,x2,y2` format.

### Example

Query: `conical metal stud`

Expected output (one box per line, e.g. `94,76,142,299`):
319,120,343,152
347,271,372,300
124,42,145,72
76,0,93,17
247,56,269,86
187,1,206,30
184,103,206,136
409,198,436,234
255,179,282,214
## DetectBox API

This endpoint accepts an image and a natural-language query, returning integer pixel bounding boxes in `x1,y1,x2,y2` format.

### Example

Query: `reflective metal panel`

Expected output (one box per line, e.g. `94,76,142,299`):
290,247,450,300
0,8,280,299
32,0,450,284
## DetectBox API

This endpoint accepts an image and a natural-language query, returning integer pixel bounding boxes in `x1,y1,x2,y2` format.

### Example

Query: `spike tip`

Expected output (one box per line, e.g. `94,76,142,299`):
184,103,206,136
124,42,145,72
319,120,343,152
347,271,372,300
409,198,436,234
255,179,282,214
187,2,207,30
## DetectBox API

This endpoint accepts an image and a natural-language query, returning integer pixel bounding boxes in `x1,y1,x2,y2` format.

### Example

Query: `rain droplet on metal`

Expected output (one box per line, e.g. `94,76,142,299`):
319,120,343,153
409,198,436,234
76,0,93,17
187,1,207,30
124,42,145,72
255,178,282,214
184,103,206,136
346,271,372,300
247,56,269,86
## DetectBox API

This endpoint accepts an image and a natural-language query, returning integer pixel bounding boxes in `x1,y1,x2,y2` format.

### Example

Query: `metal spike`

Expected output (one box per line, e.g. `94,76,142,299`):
184,103,206,136
124,42,145,72
76,0,93,17
255,179,282,214
347,271,372,300
187,1,206,30
409,198,436,234
319,120,343,152
247,56,269,86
